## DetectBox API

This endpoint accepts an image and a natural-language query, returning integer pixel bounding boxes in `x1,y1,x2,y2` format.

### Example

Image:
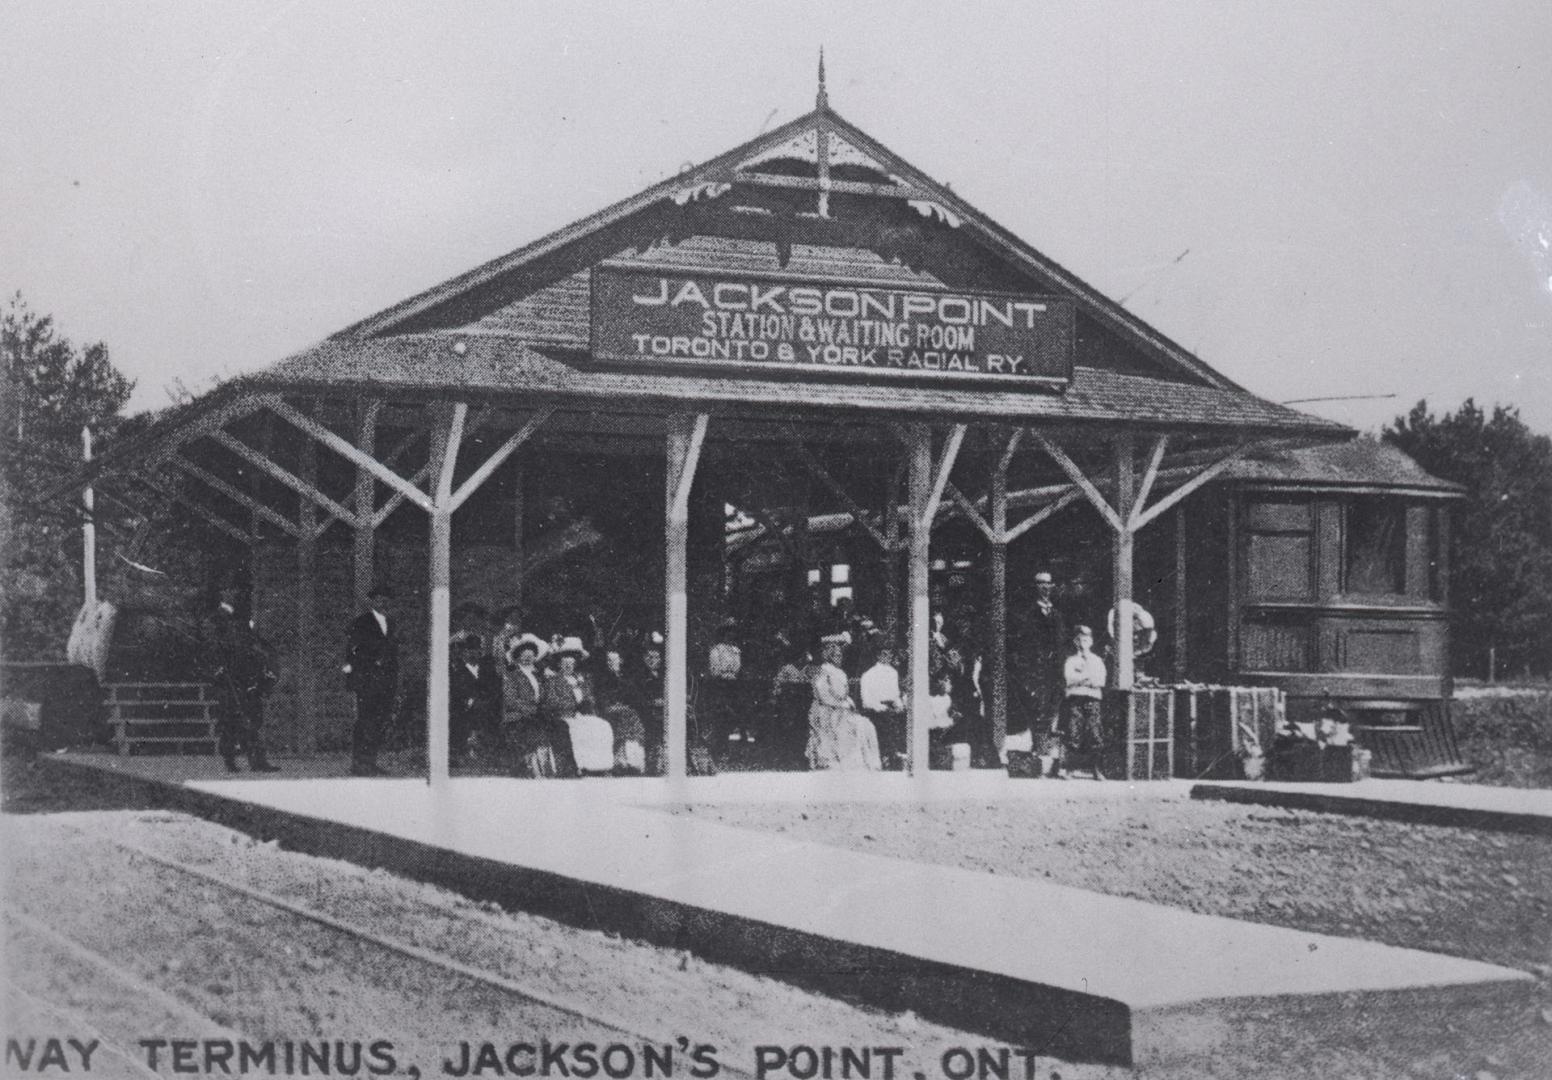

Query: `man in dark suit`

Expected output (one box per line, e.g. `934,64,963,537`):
210,585,280,773
449,631,502,768
1013,569,1069,755
344,585,399,776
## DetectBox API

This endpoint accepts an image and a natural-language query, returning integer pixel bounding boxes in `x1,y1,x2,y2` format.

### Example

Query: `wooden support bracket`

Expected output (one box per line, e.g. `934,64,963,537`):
126,472,256,546
171,456,305,538
1004,486,1085,544
943,481,996,543
265,396,434,513
922,423,966,525
211,430,363,529
144,393,268,470
1029,430,1126,535
789,437,894,551
1132,440,1258,532
450,406,553,512
670,414,709,522
1128,435,1171,531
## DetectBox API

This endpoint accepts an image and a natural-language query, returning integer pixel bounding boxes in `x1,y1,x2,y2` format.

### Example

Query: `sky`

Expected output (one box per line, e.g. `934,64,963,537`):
4,1,1551,434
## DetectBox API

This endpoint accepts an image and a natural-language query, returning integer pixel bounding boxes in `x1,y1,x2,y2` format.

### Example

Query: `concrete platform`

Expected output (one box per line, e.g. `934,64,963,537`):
33,752,1537,1067
1192,778,1552,836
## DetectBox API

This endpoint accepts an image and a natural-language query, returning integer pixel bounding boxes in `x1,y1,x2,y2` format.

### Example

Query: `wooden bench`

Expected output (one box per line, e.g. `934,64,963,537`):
104,682,217,755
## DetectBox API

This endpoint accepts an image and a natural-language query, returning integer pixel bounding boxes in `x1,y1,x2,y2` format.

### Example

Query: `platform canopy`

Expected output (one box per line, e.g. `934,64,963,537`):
64,89,1351,781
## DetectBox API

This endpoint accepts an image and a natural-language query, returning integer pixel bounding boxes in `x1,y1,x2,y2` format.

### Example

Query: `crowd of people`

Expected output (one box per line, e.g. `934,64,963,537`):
693,570,1114,778
213,571,1116,780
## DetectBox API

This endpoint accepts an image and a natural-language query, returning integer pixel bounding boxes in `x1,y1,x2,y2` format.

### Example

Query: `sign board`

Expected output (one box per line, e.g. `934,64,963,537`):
590,267,1074,385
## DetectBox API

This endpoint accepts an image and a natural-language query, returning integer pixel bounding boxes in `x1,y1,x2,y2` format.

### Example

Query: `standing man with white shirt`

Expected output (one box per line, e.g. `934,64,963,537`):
343,585,399,776
858,647,906,769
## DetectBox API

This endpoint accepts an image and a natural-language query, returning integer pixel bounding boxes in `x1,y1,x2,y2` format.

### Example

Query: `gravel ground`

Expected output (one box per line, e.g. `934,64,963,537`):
3,812,1098,1080
1,756,1127,1080
7,758,1552,1079
675,794,1552,1079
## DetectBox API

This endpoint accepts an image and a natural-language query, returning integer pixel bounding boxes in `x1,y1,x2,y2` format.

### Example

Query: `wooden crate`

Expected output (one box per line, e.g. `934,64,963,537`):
1172,686,1285,779
1120,689,1175,780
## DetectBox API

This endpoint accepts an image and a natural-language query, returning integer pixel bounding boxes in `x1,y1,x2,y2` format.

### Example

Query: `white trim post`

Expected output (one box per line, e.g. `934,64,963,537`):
906,423,934,776
354,401,380,608
988,435,1010,754
1113,435,1137,690
426,403,467,787
665,414,709,780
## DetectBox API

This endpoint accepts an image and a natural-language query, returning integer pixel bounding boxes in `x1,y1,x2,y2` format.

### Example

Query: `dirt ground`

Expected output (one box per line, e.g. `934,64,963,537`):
4,807,1099,1080
676,794,1552,1079
6,758,1552,1079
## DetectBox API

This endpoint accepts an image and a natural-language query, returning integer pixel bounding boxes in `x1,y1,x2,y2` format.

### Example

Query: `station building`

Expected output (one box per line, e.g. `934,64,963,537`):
67,84,1466,780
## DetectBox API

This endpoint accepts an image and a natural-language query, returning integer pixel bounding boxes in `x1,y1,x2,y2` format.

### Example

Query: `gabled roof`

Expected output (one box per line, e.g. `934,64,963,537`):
332,104,1248,394
218,101,1348,441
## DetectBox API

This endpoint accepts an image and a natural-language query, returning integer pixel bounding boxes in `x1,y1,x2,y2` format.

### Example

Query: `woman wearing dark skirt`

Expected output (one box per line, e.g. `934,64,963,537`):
594,647,647,773
1059,625,1108,780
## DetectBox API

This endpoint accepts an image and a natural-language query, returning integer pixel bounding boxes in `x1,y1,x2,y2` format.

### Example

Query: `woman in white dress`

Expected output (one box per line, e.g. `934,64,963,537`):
539,637,616,774
806,635,882,771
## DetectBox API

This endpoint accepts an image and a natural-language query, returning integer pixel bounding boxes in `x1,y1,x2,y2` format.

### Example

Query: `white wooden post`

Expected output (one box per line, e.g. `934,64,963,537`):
988,437,1009,753
665,414,709,780
426,403,466,787
906,424,933,775
354,401,380,608
296,407,319,752
1113,435,1137,690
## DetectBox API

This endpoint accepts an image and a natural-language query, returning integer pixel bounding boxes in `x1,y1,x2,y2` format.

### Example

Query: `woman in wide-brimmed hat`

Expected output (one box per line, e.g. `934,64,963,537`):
501,633,557,777
539,636,615,775
805,632,881,772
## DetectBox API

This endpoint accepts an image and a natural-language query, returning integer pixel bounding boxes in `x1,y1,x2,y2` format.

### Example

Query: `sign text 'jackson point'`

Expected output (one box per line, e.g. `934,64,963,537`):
590,269,1075,383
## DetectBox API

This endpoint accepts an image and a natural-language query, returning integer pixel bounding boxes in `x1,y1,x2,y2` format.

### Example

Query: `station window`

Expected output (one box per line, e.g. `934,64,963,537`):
829,586,853,606
830,563,851,584
1345,498,1407,595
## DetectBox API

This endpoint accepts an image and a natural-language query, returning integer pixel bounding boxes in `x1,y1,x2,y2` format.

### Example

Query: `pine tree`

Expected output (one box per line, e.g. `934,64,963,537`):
1,293,134,659
1384,399,1552,679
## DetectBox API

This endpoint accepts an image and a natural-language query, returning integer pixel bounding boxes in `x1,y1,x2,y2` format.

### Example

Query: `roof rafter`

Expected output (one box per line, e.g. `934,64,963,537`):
210,430,362,529
170,455,306,539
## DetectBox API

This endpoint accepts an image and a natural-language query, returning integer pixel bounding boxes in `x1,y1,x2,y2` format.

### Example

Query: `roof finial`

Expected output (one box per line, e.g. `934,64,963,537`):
816,46,829,110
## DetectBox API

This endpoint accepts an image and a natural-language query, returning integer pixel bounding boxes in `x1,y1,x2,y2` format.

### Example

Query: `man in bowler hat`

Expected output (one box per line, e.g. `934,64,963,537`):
344,585,399,776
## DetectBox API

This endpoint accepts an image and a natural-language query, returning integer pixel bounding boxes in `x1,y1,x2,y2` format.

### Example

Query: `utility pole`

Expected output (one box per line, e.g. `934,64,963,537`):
82,426,96,606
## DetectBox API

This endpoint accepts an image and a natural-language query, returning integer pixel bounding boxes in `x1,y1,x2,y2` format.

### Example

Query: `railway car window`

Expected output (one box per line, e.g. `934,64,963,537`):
1245,500,1313,600
1428,507,1445,602
1345,498,1407,595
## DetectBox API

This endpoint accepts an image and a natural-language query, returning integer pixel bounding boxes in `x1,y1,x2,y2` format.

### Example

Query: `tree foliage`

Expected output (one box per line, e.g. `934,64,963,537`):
1383,399,1552,678
2,293,135,660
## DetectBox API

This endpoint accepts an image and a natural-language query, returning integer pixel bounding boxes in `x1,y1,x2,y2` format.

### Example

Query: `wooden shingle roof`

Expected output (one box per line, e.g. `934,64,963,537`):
252,333,1343,435
99,102,1356,466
